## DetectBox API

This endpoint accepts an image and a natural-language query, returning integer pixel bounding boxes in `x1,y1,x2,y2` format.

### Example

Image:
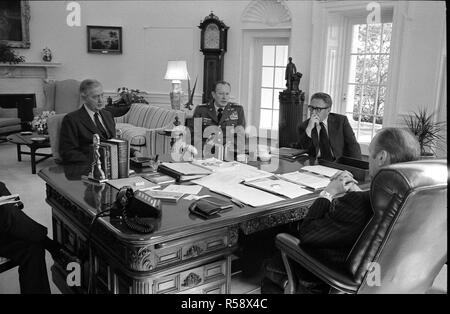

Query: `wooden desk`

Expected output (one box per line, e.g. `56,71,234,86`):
38,158,322,294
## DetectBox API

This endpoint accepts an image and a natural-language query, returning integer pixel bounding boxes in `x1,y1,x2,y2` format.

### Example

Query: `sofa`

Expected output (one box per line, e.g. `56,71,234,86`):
115,103,186,157
0,108,22,138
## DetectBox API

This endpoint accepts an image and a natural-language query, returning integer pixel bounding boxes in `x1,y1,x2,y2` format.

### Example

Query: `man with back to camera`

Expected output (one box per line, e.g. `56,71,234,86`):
59,79,116,163
0,181,77,293
297,92,361,161
192,81,246,156
262,127,421,293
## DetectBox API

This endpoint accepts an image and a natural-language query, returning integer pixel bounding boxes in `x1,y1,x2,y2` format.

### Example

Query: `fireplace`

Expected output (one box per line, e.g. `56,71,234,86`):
0,94,36,130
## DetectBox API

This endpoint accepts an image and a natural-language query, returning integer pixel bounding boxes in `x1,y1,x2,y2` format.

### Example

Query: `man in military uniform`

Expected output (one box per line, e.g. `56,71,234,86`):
192,81,246,158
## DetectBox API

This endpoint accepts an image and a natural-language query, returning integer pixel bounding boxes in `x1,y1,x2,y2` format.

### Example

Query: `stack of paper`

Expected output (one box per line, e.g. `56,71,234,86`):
278,171,330,190
107,176,160,191
301,165,340,178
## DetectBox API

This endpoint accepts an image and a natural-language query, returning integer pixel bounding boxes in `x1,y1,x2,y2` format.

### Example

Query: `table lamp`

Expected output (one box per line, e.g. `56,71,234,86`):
164,60,189,110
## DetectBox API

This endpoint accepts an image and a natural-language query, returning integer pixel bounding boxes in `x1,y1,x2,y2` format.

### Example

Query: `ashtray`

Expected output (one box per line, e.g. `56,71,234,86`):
30,137,47,143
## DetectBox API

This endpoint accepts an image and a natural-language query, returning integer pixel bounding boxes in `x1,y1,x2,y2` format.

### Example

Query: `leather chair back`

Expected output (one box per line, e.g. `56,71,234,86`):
346,159,447,293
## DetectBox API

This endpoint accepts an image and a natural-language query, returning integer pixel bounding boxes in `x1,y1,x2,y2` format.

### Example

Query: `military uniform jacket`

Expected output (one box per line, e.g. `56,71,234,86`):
192,101,246,144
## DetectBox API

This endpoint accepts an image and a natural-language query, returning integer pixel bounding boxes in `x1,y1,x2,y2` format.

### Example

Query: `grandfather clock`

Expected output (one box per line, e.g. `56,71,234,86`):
199,12,229,103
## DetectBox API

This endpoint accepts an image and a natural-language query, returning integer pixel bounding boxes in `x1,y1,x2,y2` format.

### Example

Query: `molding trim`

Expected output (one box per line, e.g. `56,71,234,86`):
242,0,292,28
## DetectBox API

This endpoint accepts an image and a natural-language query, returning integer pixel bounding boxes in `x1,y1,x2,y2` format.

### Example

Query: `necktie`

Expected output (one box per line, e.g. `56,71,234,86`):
319,122,334,161
217,108,223,122
94,112,109,139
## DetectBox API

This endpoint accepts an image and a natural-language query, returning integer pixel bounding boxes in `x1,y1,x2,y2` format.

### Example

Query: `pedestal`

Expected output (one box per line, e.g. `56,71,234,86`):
278,90,305,148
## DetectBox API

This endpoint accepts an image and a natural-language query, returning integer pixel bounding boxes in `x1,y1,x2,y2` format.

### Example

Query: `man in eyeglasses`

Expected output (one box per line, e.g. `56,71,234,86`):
297,92,361,161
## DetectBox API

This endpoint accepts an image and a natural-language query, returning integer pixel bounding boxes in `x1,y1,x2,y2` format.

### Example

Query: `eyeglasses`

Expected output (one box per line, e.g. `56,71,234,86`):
308,106,330,113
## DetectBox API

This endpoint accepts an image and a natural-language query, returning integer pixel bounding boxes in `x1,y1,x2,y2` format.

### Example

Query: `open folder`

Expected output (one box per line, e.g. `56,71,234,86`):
243,176,312,199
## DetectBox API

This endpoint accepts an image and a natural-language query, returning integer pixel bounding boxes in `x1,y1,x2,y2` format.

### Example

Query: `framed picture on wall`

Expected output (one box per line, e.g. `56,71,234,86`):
87,26,122,54
0,0,30,48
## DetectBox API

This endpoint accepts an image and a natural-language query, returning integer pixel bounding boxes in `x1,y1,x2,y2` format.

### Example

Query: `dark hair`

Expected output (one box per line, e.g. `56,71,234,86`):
372,128,420,163
310,92,332,107
79,79,102,95
213,80,231,92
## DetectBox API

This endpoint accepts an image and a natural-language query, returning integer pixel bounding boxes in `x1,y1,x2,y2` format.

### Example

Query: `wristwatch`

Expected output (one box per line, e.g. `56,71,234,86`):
319,190,333,202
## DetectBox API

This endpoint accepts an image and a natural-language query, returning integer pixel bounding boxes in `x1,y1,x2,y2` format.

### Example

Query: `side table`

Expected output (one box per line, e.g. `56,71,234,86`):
6,132,53,174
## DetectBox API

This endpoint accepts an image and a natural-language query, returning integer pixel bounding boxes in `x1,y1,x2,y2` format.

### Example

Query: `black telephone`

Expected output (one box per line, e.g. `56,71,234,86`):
112,186,161,233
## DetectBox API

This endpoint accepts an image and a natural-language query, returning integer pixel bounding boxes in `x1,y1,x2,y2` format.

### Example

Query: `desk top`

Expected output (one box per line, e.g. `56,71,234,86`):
38,157,340,244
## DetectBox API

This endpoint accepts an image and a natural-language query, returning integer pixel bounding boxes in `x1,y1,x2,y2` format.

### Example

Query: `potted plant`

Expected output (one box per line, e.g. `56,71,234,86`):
0,41,25,64
113,87,149,106
404,107,446,158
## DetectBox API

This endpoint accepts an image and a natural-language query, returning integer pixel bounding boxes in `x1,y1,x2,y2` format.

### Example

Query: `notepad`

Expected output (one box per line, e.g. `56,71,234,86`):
163,184,203,195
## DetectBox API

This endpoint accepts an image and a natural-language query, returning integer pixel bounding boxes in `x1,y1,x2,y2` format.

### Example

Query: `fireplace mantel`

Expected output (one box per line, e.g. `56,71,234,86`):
0,62,61,80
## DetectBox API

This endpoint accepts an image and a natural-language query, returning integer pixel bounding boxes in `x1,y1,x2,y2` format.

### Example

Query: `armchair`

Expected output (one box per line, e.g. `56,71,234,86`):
36,79,81,115
276,159,447,294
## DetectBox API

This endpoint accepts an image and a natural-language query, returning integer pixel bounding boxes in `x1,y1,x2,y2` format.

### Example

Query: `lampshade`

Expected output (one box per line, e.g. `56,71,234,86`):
164,60,189,81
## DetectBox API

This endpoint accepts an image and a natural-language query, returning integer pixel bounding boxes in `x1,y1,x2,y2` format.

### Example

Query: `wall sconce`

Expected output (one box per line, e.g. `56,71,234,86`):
164,60,189,110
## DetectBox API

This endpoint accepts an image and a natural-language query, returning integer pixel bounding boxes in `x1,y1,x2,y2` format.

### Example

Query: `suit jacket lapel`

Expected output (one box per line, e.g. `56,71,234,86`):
327,114,338,153
78,106,98,136
99,110,115,138
206,101,218,123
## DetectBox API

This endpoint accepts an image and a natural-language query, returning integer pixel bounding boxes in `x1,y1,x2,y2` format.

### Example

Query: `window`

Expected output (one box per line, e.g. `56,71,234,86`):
259,44,288,131
344,22,392,143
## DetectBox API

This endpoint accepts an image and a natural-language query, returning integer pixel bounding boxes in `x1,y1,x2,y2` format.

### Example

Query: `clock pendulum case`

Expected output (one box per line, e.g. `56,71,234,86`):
198,12,229,103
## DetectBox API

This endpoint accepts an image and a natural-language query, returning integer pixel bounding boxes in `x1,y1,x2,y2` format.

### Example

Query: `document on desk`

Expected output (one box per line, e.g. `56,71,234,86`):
278,171,330,190
301,165,340,178
244,176,312,199
160,162,212,175
193,172,284,207
107,176,160,191
192,158,240,172
163,184,203,195
193,163,272,186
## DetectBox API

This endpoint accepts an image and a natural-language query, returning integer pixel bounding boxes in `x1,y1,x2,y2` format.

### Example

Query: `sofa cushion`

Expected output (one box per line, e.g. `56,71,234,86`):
116,123,146,146
0,117,21,127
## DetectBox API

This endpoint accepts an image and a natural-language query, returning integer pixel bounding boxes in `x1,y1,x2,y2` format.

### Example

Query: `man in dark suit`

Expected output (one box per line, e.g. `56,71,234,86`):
192,81,246,157
59,79,116,163
0,181,75,294
297,92,361,161
262,128,421,293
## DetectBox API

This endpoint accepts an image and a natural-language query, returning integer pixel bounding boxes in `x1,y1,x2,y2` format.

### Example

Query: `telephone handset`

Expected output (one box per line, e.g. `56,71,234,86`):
113,186,161,233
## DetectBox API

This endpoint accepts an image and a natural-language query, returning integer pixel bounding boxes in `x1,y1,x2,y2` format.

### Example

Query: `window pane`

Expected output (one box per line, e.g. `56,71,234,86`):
363,55,380,84
375,86,386,124
261,67,274,87
273,89,283,110
274,68,285,88
366,24,382,53
380,54,389,85
260,88,273,109
272,110,279,130
275,45,289,67
361,85,377,120
351,24,367,53
381,23,392,53
349,55,365,84
262,46,275,66
260,109,272,129
351,84,362,122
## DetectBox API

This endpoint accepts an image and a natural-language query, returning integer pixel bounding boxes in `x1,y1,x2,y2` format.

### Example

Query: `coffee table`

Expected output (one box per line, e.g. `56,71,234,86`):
6,132,52,174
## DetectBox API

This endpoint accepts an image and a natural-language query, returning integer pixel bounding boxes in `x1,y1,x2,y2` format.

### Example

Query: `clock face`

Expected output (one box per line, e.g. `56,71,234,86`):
204,24,220,49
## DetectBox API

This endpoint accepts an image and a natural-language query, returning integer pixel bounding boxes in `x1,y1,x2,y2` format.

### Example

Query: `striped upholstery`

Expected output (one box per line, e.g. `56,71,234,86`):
115,103,186,157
